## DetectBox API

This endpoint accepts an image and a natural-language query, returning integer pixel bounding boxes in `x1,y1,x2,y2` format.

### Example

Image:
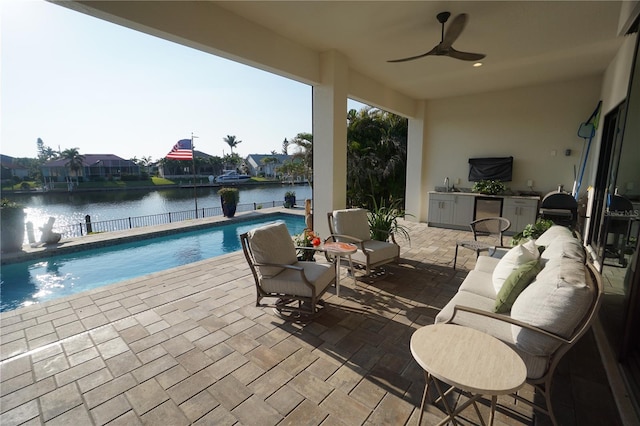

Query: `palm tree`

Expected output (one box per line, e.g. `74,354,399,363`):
60,148,85,184
346,107,407,209
290,132,313,186
223,135,242,154
140,156,153,175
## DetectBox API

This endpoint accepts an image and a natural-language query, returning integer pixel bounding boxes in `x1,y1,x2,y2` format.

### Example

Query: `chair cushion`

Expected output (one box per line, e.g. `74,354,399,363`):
492,240,539,293
333,209,371,241
248,222,298,278
261,261,335,297
351,239,399,266
494,259,542,314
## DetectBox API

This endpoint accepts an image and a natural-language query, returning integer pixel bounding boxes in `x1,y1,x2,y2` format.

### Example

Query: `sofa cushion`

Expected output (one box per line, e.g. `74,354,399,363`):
474,256,501,274
459,270,497,299
511,258,593,356
248,222,298,278
535,225,575,247
436,291,514,343
436,290,551,380
494,259,542,313
540,237,585,263
333,209,370,241
492,240,539,293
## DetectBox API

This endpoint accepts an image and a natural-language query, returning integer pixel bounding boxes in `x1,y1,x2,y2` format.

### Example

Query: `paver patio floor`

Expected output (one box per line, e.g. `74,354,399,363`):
0,212,622,425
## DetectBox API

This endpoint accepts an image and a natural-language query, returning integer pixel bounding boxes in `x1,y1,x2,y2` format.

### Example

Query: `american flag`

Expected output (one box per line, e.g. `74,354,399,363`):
165,139,193,160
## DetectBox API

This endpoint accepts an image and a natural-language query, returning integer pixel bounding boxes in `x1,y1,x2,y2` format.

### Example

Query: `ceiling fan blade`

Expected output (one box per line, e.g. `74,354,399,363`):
387,46,437,63
448,47,486,61
441,13,467,48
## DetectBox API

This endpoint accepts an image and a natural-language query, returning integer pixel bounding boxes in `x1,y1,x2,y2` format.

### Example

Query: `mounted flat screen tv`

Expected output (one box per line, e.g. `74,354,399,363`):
468,156,513,182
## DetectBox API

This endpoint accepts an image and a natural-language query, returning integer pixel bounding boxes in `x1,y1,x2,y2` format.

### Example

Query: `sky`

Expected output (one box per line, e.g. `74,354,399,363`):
1,0,365,162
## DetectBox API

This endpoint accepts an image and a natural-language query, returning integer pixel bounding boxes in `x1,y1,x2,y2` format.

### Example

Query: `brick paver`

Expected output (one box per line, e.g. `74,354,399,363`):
0,213,623,425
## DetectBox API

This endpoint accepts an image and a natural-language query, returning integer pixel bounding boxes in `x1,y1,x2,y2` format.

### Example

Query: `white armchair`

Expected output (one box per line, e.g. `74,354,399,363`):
326,208,400,276
240,222,335,320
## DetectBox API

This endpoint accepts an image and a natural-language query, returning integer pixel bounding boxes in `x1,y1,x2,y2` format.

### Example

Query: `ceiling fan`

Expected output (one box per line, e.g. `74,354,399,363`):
388,11,486,63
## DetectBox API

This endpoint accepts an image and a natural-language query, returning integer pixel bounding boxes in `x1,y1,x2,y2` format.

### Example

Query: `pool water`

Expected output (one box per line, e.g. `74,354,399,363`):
0,215,306,312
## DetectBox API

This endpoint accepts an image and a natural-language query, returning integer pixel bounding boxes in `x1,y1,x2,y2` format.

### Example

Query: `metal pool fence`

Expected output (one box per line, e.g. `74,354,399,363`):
51,200,295,239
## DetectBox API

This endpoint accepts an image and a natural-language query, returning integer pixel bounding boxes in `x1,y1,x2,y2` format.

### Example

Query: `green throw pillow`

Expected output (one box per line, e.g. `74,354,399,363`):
494,259,542,313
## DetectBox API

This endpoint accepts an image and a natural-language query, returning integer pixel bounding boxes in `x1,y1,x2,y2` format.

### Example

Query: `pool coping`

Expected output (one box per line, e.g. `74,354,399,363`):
1,207,307,265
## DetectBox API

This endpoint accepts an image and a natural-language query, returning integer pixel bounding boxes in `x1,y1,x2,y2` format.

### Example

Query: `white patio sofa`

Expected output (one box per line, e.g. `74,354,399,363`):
434,225,603,425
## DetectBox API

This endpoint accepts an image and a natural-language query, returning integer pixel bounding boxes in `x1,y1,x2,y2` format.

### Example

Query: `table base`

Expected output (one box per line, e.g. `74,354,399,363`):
419,372,499,426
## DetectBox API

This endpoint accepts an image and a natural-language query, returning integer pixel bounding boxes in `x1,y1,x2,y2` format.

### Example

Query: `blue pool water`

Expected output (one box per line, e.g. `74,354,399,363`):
0,214,306,312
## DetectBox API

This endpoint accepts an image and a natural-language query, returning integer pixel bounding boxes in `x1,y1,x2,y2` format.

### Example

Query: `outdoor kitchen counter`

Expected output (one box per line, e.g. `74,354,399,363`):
428,192,541,234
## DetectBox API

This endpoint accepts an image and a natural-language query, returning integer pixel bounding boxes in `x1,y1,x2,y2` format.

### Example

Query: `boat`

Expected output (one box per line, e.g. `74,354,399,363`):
215,170,251,182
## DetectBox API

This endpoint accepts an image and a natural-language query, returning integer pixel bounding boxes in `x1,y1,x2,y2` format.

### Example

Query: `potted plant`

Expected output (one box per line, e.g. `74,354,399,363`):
1,198,26,253
284,190,296,208
511,218,554,246
218,187,240,218
294,229,321,261
472,180,507,195
367,198,411,242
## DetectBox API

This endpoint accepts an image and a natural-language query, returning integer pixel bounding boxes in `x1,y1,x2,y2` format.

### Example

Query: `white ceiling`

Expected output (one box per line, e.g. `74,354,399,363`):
214,1,625,99
61,1,630,102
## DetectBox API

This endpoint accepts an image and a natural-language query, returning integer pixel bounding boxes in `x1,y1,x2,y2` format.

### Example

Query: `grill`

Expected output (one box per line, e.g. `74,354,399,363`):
539,191,578,226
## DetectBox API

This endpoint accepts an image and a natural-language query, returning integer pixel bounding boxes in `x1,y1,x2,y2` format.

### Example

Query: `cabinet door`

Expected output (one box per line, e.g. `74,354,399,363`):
503,198,539,233
428,195,454,225
452,196,474,227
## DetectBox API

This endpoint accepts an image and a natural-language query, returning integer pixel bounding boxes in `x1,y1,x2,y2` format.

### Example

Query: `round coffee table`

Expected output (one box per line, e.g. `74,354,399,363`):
410,323,526,426
323,242,357,296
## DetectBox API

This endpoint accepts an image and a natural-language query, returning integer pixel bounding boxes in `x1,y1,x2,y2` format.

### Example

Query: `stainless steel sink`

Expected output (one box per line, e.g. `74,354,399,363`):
434,186,460,193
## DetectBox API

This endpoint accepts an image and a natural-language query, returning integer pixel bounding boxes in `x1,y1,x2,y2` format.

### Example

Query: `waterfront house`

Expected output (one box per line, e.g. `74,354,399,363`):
245,154,294,178
0,154,30,183
157,149,233,181
41,154,140,183
37,1,640,422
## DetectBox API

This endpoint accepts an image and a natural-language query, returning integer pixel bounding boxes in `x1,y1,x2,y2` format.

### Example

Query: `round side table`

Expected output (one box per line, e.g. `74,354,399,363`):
323,242,357,296
410,323,526,426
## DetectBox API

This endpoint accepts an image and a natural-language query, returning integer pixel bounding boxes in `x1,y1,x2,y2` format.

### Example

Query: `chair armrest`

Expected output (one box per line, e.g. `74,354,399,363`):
254,261,303,272
325,234,364,243
448,305,571,345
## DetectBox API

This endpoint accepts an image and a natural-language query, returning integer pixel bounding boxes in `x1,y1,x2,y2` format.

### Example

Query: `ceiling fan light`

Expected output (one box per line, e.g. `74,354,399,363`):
473,62,483,67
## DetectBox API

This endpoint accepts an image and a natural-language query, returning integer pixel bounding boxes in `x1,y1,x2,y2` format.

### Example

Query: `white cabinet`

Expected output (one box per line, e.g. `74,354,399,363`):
428,194,454,225
428,193,474,230
502,198,539,234
429,192,539,233
452,195,474,228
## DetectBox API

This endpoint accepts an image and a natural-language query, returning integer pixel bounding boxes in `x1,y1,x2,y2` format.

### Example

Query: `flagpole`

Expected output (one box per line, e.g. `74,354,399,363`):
191,132,199,218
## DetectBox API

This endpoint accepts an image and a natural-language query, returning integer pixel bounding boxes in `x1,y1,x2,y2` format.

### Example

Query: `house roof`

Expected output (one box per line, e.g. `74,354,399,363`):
43,154,136,167
0,154,29,170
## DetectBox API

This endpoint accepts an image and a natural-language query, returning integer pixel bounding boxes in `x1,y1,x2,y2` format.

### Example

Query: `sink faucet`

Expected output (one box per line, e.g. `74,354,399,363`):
444,177,450,192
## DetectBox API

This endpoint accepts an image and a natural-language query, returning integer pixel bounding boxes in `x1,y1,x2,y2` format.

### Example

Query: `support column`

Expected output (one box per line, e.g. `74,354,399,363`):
312,51,349,237
406,100,429,222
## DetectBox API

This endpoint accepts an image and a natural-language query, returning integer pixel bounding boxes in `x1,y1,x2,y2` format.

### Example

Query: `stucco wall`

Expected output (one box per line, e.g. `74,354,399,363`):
422,75,602,203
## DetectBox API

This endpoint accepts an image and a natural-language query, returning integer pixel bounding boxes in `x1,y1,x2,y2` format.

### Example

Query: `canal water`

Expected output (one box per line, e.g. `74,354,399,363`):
5,184,312,234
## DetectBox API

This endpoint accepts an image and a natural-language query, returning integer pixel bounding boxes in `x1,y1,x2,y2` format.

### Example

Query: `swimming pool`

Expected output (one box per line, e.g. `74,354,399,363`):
0,214,306,312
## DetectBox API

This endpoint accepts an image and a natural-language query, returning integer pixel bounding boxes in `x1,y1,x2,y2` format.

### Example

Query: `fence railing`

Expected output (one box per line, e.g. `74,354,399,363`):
53,200,288,239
